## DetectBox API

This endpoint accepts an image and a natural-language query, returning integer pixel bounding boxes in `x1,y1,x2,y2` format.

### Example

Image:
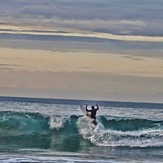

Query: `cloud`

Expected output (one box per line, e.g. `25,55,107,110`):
1,0,163,36
1,28,163,43
0,63,21,71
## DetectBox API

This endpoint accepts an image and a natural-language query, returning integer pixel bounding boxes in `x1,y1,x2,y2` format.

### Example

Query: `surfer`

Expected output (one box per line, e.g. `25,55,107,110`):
86,104,99,125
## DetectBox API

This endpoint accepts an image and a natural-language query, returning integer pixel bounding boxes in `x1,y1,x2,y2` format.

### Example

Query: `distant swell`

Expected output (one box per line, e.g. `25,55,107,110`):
0,111,163,151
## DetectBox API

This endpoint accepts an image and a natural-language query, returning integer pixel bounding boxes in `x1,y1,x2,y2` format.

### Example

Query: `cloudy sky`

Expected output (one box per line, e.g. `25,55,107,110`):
0,0,163,103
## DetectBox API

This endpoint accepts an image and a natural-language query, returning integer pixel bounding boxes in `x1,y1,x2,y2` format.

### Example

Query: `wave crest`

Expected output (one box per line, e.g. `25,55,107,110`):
0,111,162,148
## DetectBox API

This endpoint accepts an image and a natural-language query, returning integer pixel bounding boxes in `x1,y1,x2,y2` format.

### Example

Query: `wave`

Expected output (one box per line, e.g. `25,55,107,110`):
0,111,162,151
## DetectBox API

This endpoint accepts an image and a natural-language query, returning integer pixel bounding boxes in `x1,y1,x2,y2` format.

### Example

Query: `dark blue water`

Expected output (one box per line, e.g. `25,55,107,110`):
0,96,162,162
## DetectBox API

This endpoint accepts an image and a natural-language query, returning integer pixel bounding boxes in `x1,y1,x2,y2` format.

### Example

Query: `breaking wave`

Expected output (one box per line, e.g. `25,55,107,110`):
0,111,162,151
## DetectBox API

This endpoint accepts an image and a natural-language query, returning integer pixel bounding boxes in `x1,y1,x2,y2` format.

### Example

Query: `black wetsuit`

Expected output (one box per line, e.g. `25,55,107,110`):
86,108,99,119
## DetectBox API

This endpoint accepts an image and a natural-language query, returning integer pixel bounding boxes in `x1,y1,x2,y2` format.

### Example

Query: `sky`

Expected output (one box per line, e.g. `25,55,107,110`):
0,0,163,103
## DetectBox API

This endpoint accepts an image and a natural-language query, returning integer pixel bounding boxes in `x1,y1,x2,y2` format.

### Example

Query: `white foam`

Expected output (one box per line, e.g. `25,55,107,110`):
49,115,69,130
77,117,163,148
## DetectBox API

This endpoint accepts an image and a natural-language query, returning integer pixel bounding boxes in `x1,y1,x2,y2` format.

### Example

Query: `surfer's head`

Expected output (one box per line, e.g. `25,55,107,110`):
91,106,95,110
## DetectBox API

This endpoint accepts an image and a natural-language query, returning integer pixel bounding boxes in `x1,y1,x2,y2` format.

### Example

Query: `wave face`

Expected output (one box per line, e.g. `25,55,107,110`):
0,111,163,152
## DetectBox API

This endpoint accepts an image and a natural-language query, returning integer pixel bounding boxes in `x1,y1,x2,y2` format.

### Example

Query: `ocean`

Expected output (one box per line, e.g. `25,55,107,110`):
0,96,162,163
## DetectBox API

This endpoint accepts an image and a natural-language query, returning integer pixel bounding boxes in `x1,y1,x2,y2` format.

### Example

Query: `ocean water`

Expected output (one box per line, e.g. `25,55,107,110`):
0,96,162,163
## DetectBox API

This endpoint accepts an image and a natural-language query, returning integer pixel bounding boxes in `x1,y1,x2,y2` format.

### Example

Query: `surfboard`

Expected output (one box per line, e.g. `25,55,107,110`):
80,105,95,124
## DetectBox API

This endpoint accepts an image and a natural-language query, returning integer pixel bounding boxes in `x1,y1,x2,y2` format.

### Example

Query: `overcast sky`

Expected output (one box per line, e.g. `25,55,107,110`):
0,0,163,103
1,0,163,36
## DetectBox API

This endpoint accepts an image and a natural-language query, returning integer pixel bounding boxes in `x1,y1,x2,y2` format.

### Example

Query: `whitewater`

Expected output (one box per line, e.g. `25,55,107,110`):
0,96,163,163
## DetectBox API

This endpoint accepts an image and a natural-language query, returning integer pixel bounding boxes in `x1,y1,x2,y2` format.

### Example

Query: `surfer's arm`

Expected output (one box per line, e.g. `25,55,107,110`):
85,105,91,112
96,104,99,110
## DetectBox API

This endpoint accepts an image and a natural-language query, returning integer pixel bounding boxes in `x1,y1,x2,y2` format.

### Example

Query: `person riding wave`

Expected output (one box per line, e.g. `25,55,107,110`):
85,104,99,125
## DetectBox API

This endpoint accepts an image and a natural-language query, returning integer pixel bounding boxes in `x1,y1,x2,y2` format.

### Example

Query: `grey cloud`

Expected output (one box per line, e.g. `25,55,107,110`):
0,64,20,67
0,64,21,71
0,0,163,36
0,0,162,21
1,34,163,59
17,2,110,20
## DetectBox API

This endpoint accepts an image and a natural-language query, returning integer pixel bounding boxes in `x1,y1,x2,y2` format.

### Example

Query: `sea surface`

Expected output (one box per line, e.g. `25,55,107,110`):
0,96,162,163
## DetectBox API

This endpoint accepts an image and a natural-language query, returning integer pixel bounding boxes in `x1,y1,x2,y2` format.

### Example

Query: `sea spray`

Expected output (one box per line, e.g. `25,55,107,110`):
77,116,163,147
49,115,70,130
